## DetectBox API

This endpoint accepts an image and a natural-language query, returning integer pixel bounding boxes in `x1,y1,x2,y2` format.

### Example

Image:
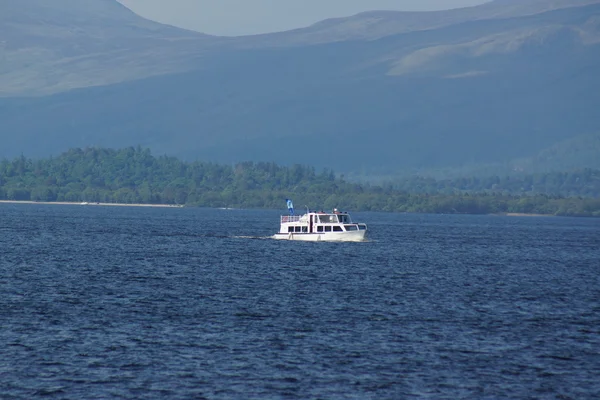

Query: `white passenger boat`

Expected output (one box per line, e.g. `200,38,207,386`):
273,200,367,242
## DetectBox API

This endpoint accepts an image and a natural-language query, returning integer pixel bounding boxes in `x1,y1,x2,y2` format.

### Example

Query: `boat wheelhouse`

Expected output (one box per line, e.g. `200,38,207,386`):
273,209,367,242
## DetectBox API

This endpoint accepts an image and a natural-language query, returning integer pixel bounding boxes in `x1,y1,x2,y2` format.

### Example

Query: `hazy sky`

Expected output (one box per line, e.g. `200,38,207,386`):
117,0,490,36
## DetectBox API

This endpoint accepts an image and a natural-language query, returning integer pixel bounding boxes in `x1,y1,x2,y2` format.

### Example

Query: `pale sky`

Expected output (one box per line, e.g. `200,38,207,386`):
117,0,490,36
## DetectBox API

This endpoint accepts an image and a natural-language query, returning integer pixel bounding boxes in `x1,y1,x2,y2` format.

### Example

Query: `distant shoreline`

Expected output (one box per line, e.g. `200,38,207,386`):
0,200,184,208
494,212,554,217
0,200,561,217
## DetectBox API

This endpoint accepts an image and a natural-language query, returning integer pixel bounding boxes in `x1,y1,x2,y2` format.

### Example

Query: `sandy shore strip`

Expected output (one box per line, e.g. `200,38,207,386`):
0,200,184,208
504,213,553,217
489,212,554,217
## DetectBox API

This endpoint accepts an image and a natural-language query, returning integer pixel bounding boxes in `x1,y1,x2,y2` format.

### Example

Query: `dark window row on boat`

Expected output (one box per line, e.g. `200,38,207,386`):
288,226,309,233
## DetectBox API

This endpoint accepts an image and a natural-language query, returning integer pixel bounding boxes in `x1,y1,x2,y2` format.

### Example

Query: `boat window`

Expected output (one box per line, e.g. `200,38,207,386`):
288,227,294,233
338,215,351,223
325,226,332,232
317,226,324,232
294,226,302,233
358,224,367,230
333,226,343,232
318,215,337,223
302,226,308,233
344,225,358,231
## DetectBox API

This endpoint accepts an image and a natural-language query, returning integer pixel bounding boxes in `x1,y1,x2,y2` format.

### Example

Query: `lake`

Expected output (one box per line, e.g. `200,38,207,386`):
1,204,599,399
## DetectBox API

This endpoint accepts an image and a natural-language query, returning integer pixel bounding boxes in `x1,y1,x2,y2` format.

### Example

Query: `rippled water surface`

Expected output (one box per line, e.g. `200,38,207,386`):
1,204,599,399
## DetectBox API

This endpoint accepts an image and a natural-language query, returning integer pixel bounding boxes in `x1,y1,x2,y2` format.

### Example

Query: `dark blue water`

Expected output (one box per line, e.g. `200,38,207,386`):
1,204,599,399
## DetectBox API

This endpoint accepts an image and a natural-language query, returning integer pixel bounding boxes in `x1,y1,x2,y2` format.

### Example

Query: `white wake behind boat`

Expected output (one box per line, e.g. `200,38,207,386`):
273,204,368,242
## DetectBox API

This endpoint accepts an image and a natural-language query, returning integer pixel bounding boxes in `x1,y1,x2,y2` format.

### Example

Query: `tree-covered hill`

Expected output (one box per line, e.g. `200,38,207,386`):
1,147,599,217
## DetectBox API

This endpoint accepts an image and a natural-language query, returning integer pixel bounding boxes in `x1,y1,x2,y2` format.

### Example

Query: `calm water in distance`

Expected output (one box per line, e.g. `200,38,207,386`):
1,204,599,399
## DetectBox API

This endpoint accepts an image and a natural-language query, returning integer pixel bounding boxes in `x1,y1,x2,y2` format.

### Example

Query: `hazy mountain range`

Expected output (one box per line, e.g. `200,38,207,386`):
1,0,599,175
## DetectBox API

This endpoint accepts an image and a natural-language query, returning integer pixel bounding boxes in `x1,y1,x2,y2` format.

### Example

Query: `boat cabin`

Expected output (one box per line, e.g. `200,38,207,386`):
280,211,367,234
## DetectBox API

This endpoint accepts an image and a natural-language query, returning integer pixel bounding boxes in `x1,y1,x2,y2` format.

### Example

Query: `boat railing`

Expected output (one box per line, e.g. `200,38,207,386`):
281,215,302,223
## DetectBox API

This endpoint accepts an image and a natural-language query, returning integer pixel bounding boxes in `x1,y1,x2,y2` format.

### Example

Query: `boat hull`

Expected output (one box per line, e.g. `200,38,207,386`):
273,230,367,242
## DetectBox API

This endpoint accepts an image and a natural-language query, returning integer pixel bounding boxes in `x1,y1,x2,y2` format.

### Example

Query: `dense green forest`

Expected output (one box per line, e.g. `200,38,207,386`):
1,147,599,217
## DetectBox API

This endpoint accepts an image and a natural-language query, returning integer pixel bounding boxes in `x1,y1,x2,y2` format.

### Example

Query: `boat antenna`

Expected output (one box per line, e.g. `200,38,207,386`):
305,205,309,214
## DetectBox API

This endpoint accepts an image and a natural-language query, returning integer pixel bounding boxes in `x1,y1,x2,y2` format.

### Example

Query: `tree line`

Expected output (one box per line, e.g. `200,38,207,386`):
1,147,599,217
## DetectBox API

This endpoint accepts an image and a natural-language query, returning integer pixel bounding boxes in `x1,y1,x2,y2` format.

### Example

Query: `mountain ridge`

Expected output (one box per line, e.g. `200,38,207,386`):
3,0,599,96
238,0,600,46
1,0,599,176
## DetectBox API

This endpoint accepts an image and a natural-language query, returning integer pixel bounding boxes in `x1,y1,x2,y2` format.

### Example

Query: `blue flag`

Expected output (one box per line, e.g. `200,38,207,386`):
286,199,294,215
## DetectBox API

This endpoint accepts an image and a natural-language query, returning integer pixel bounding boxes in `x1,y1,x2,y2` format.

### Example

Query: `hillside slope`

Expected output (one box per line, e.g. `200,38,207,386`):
0,0,216,96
